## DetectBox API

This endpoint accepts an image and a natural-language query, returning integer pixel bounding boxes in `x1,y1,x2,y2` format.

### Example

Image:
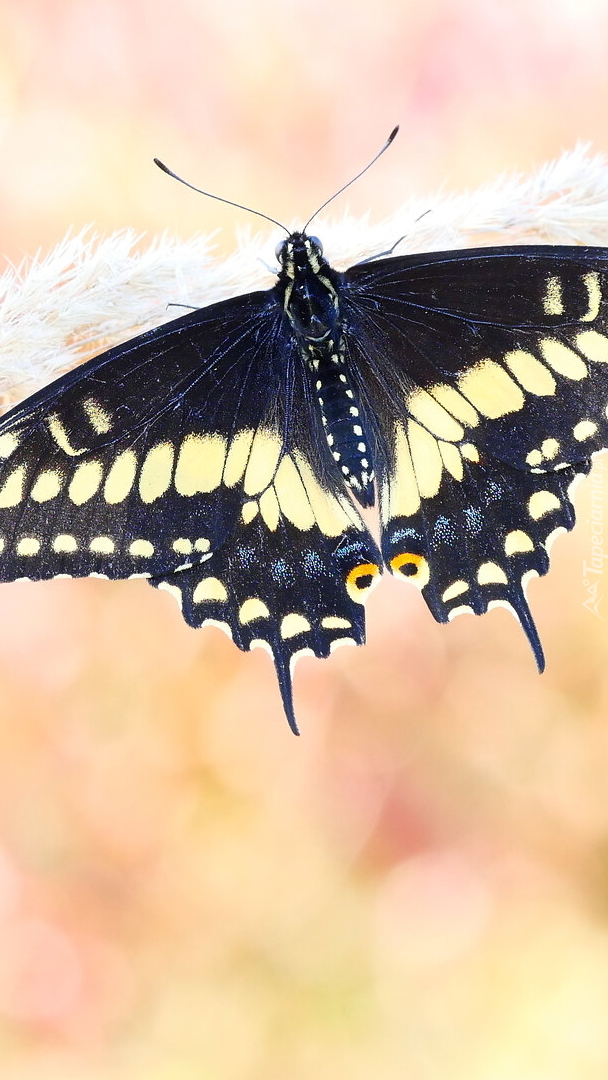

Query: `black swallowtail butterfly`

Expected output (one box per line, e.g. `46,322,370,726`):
0,132,607,731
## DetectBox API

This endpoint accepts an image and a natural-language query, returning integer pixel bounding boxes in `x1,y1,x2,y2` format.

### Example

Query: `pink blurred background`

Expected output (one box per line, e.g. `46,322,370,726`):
2,1,608,1077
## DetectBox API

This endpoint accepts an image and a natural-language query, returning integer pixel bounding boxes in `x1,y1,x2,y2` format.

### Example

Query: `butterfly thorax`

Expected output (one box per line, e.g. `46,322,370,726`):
276,232,375,507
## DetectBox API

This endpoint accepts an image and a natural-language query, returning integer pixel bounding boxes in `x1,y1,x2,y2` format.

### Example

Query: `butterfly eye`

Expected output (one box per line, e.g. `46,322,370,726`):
346,562,380,603
275,240,286,261
308,236,323,256
390,552,430,589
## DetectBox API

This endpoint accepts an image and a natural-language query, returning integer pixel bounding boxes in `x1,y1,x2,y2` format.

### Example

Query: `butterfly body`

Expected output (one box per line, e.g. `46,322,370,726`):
1,230,608,730
276,232,376,506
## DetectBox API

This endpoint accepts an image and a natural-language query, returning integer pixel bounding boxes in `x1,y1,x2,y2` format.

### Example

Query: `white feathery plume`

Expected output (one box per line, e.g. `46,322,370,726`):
2,144,608,409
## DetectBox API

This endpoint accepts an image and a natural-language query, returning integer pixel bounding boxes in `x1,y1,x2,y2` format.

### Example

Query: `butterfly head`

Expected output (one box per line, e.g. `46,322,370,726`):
275,232,326,279
276,232,340,342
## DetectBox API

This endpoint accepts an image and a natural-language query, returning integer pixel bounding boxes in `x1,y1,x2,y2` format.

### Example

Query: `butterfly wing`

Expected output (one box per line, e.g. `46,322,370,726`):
0,290,381,731
343,245,608,655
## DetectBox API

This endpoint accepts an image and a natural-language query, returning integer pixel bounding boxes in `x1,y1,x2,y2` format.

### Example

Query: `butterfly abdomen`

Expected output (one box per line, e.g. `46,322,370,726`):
310,342,375,506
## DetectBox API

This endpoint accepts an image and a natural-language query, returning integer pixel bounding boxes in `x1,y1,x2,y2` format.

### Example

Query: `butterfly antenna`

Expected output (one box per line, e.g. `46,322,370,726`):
303,125,399,231
154,158,290,234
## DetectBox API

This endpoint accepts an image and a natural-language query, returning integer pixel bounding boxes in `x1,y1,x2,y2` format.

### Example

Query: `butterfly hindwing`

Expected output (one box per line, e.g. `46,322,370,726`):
151,508,381,731
379,432,591,664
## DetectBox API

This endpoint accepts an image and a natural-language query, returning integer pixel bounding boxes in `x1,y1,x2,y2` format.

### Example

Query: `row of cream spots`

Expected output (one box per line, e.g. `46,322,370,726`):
438,528,539,605
161,571,357,638
3,535,210,557
525,419,598,469
406,333,605,447
159,575,355,642
0,428,363,543
454,332,608,421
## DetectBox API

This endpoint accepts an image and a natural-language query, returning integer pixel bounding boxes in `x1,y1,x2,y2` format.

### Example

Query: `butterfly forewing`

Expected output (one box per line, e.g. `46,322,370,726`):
344,245,608,661
345,246,608,471
0,292,290,578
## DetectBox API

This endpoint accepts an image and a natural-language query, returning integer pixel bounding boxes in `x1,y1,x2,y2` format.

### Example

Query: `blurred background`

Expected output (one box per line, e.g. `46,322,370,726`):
2,1,608,1077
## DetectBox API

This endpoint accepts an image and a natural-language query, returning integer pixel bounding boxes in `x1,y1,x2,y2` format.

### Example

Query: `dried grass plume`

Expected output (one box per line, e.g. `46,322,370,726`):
3,145,608,410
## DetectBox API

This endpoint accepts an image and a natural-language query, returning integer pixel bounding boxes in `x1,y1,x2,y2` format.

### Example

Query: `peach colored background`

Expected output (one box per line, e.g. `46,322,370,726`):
2,1,608,1077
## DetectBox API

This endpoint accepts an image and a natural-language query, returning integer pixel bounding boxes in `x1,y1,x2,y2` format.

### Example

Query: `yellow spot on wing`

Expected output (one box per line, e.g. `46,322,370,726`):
573,420,597,441
407,389,464,441
428,384,479,427
273,455,315,531
526,449,543,467
541,438,559,459
83,399,112,434
0,465,26,508
581,271,601,322
241,500,258,524
280,613,311,639
223,429,255,487
503,350,556,396
504,529,534,555
321,615,351,629
539,339,588,380
193,577,228,603
69,460,103,504
175,434,227,496
139,441,175,503
243,429,283,496
294,453,362,537
543,275,564,315
407,419,443,498
104,450,137,504
194,538,210,553
439,442,464,481
477,561,508,585
129,539,154,557
259,487,280,530
576,329,608,364
346,562,380,602
48,415,86,457
17,537,40,556
382,424,419,521
0,434,19,458
53,534,77,553
31,470,62,503
457,360,525,418
528,490,560,519
442,580,469,602
90,536,115,554
239,598,270,624
172,538,193,555
460,443,479,463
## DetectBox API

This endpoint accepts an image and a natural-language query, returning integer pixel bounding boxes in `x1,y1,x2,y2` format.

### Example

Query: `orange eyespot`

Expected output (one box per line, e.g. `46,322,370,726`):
346,562,380,602
390,552,430,589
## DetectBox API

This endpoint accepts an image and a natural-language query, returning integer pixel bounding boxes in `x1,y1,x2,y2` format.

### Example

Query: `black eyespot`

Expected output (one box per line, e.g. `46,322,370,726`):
308,236,323,256
275,240,286,261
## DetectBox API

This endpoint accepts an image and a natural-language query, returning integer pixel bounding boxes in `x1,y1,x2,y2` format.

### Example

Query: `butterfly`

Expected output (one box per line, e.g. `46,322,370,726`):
0,134,608,732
